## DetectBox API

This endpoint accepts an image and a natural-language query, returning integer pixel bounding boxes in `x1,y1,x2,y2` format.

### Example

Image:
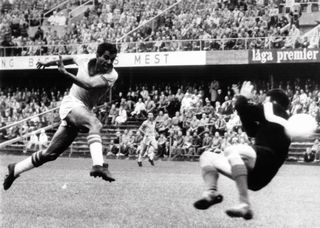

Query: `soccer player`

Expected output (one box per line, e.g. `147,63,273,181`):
3,43,118,190
137,112,157,167
193,81,291,220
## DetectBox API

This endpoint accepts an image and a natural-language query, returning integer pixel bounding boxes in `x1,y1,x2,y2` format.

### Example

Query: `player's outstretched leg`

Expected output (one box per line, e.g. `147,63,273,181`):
3,124,78,190
69,107,115,182
224,145,255,220
3,163,19,190
194,151,230,210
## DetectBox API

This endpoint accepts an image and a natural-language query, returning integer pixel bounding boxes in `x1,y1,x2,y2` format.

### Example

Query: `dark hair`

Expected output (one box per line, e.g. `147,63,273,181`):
266,89,289,110
96,42,117,56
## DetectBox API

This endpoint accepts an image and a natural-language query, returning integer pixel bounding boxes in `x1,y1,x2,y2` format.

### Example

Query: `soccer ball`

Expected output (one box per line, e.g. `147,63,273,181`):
285,114,317,138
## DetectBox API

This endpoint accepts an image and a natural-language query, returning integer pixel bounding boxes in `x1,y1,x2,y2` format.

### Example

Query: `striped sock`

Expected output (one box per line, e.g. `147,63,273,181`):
87,134,104,166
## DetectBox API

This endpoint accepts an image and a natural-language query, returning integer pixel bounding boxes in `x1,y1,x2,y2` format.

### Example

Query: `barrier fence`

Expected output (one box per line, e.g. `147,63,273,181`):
0,35,319,57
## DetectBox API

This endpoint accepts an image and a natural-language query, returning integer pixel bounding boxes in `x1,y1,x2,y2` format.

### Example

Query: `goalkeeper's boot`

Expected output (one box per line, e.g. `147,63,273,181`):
225,203,253,220
194,191,223,210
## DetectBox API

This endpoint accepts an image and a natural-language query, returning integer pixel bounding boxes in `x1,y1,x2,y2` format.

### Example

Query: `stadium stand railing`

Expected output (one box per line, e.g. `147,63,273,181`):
1,35,319,57
0,106,60,150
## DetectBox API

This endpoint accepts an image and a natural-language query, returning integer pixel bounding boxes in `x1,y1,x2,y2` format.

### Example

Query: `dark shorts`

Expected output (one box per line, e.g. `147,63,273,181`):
247,145,282,191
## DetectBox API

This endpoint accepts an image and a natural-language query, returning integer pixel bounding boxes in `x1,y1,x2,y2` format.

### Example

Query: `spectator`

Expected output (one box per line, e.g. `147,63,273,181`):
304,147,315,163
115,105,127,125
38,129,48,150
215,114,227,135
106,139,119,158
311,138,320,162
27,131,39,151
171,130,184,160
209,131,222,153
107,104,117,125
198,132,212,155
131,98,147,119
157,133,168,158
189,131,202,157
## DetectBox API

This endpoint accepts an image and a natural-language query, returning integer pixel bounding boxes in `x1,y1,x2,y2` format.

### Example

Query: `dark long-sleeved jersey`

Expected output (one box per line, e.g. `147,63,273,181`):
235,95,291,167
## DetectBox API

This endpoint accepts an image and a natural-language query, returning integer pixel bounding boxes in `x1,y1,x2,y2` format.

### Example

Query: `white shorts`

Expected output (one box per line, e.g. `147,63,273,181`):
141,136,158,149
59,95,88,126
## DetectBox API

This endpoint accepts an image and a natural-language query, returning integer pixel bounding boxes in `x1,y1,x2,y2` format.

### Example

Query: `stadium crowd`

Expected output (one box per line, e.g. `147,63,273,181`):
99,77,320,160
0,87,64,142
1,77,320,160
0,0,314,56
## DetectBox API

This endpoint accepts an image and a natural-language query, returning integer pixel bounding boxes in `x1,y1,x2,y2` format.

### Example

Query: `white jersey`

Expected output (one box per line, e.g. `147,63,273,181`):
140,120,156,138
69,57,118,109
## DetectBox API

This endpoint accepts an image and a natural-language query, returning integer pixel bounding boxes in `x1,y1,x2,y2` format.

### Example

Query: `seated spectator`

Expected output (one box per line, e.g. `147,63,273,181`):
221,96,234,118
117,129,131,158
311,138,320,162
171,130,184,160
157,113,171,135
209,131,222,153
187,115,200,135
27,131,39,151
145,96,156,114
197,132,212,155
158,92,169,112
171,111,182,128
202,99,214,115
106,139,119,158
131,98,147,119
107,104,117,125
115,105,127,125
38,129,48,150
226,111,241,132
189,131,202,157
182,131,193,160
155,110,165,130
131,131,143,157
157,133,168,158
198,113,209,134
304,147,315,163
215,114,227,136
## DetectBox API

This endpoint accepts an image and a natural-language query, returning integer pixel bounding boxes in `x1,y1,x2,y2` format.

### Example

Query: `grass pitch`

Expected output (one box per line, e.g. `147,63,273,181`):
1,155,320,228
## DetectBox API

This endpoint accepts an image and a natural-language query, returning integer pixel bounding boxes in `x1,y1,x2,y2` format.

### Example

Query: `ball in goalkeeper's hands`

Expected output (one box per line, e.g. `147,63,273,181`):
285,114,317,138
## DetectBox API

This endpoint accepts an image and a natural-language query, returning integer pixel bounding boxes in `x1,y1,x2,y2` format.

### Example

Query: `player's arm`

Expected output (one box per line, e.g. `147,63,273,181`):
233,81,264,136
57,56,111,90
36,56,76,69
263,100,288,128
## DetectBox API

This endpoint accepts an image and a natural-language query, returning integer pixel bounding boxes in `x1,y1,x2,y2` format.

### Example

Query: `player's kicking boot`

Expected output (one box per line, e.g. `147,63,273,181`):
225,203,253,220
90,163,115,182
3,163,19,190
193,190,223,210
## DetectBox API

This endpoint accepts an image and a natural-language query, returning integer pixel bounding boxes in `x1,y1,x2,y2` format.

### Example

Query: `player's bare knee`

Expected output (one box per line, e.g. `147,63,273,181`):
89,118,103,133
201,165,217,173
227,152,244,165
224,145,239,157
